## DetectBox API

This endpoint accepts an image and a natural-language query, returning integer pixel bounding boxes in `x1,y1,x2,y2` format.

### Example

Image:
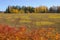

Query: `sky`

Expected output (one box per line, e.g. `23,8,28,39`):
0,0,60,11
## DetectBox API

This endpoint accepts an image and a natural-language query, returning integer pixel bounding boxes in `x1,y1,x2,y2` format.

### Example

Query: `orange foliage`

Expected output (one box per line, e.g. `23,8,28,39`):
0,24,59,40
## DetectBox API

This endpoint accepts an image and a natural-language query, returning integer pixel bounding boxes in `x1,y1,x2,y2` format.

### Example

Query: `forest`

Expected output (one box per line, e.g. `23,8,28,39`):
2,6,60,13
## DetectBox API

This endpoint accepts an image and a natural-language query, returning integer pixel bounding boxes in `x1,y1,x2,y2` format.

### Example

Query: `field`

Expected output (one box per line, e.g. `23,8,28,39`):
0,13,60,40
0,13,60,31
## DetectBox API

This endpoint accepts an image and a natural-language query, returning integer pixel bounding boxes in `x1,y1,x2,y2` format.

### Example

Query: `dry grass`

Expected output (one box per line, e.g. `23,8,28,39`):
0,13,60,32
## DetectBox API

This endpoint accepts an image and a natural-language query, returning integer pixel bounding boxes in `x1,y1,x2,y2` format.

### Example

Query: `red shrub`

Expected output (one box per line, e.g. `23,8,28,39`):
0,24,59,40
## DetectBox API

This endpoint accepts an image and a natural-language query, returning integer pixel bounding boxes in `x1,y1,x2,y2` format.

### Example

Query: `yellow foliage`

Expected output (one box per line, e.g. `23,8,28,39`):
19,10,24,13
9,7,19,13
10,9,19,13
35,6,48,13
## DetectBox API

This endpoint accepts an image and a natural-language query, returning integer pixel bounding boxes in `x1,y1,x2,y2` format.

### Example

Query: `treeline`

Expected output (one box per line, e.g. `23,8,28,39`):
4,6,60,13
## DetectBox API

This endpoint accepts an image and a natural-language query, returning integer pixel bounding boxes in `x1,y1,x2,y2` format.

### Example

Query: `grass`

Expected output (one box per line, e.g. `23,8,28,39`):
0,13,60,32
35,21,55,26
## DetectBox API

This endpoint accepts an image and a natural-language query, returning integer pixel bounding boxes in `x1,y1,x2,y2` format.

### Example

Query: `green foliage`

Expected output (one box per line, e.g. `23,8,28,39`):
4,6,60,13
5,6,34,13
5,6,10,13
5,6,19,13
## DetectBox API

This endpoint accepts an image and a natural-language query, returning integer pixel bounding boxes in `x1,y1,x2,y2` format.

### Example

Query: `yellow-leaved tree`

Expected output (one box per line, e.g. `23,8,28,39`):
35,6,48,13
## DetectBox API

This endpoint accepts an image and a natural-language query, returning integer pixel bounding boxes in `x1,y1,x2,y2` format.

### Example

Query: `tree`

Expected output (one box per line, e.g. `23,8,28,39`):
49,6,57,13
5,6,19,13
5,6,10,13
57,6,60,13
19,9,25,13
5,6,49,13
26,6,34,13
21,6,27,13
35,6,48,13
21,6,34,13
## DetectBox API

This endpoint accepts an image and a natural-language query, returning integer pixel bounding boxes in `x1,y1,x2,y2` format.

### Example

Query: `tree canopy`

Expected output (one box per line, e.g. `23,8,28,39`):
4,6,60,13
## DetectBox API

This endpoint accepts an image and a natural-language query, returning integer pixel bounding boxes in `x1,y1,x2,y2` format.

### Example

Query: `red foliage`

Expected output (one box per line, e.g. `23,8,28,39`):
0,24,59,40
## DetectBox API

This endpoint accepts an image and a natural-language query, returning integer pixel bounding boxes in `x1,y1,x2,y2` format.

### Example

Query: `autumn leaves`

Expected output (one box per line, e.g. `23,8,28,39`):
0,24,59,40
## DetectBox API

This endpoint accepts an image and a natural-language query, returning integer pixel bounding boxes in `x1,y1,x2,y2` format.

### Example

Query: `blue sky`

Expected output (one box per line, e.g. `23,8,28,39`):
0,0,60,11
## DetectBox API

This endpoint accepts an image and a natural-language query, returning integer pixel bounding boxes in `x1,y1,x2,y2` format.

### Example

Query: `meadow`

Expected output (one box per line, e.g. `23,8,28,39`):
0,13,60,30
0,13,60,40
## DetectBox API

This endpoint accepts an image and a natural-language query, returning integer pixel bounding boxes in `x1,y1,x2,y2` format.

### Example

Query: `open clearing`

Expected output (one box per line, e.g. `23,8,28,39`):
0,13,60,32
